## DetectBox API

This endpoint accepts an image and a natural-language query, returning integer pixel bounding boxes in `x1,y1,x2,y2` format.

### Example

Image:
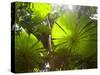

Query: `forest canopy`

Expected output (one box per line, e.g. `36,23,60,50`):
12,2,97,73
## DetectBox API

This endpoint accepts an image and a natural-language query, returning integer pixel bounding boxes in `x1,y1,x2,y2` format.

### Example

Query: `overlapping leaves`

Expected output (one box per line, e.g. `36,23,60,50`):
16,2,52,34
15,2,97,72
15,30,46,72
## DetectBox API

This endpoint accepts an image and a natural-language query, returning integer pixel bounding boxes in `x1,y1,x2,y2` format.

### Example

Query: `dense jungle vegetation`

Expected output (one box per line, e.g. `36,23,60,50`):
12,2,97,73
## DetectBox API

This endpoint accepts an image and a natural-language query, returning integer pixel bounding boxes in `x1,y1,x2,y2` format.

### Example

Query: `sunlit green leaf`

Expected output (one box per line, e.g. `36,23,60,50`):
52,12,97,57
29,3,52,23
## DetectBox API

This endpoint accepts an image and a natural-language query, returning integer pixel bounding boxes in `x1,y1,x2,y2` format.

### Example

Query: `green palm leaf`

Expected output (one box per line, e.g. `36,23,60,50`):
52,12,97,57
29,2,52,23
15,30,45,72
16,2,52,34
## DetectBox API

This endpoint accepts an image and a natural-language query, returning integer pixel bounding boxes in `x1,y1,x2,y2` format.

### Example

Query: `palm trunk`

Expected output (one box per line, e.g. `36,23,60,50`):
47,15,52,52
43,15,52,72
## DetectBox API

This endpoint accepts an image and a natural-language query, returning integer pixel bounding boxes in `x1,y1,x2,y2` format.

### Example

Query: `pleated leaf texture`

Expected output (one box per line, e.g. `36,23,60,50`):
15,31,45,72
52,12,97,58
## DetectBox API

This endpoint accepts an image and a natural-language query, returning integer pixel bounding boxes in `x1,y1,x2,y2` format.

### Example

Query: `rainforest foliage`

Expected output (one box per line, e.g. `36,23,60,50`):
13,2,97,73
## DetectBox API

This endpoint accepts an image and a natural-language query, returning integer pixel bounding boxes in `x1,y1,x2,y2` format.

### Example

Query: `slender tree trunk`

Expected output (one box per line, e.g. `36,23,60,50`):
47,16,52,52
43,15,52,72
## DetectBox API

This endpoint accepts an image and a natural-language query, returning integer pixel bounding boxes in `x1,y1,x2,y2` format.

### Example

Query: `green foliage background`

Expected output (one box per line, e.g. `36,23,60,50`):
14,2,97,73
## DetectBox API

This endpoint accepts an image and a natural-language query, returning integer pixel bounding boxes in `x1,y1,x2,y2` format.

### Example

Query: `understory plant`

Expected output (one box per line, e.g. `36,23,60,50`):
14,2,97,72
